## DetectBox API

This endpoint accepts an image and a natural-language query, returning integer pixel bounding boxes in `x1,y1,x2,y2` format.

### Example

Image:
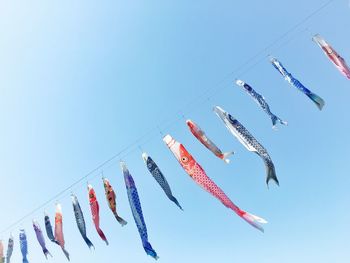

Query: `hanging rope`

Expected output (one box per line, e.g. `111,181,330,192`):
0,0,338,236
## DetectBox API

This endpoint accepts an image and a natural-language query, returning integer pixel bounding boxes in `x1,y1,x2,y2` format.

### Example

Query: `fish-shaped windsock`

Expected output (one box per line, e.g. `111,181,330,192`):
235,80,287,129
6,235,14,263
19,229,29,263
71,194,95,250
88,184,109,246
33,220,52,259
214,106,279,187
121,162,159,260
44,213,59,245
163,135,267,232
54,203,70,261
102,178,128,226
0,240,4,263
270,57,325,110
142,153,183,210
186,120,234,163
313,34,350,79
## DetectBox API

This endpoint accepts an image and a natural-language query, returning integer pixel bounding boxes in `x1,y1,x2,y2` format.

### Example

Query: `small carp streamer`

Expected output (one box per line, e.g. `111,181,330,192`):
0,240,4,263
88,184,109,245
19,229,29,263
163,134,267,232
142,152,183,210
186,120,234,163
235,80,287,129
71,194,95,250
32,220,52,259
6,235,14,263
44,213,59,245
54,203,70,261
102,178,128,226
313,34,350,79
121,162,159,260
214,106,279,186
270,57,325,110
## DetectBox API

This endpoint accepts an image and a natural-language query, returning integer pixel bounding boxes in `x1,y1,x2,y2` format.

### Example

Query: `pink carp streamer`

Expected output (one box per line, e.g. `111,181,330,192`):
313,34,350,79
186,119,234,163
55,203,70,261
163,134,267,232
88,184,109,245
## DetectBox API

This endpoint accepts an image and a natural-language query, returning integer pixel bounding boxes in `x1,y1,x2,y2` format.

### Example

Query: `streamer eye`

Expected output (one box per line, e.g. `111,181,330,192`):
181,156,188,163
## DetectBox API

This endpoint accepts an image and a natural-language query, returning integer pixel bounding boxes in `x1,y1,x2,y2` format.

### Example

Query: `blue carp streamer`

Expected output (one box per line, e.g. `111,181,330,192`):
121,162,159,260
270,57,325,110
19,229,29,263
142,153,183,210
236,79,287,128
214,106,279,187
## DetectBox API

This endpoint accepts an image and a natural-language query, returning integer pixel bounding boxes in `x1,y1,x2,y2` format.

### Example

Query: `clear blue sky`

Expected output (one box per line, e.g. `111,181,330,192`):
0,0,349,262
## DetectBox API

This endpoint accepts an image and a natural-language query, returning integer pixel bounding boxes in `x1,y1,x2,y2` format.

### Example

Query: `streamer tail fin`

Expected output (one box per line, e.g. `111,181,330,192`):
221,151,234,164
143,241,159,260
262,155,279,187
114,213,128,226
306,92,325,110
61,247,70,261
43,248,52,259
97,228,109,246
168,195,183,210
241,211,267,233
271,114,288,129
83,236,95,250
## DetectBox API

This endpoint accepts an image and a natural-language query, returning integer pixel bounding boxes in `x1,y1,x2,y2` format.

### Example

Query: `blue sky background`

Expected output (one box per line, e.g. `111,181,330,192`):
0,0,349,262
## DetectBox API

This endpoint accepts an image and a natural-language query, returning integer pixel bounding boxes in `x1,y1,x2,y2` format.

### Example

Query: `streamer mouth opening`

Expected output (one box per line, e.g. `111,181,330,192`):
141,152,148,162
186,119,195,129
55,203,62,213
163,134,175,148
269,56,277,63
235,79,245,86
312,34,327,46
213,106,226,120
120,161,127,171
